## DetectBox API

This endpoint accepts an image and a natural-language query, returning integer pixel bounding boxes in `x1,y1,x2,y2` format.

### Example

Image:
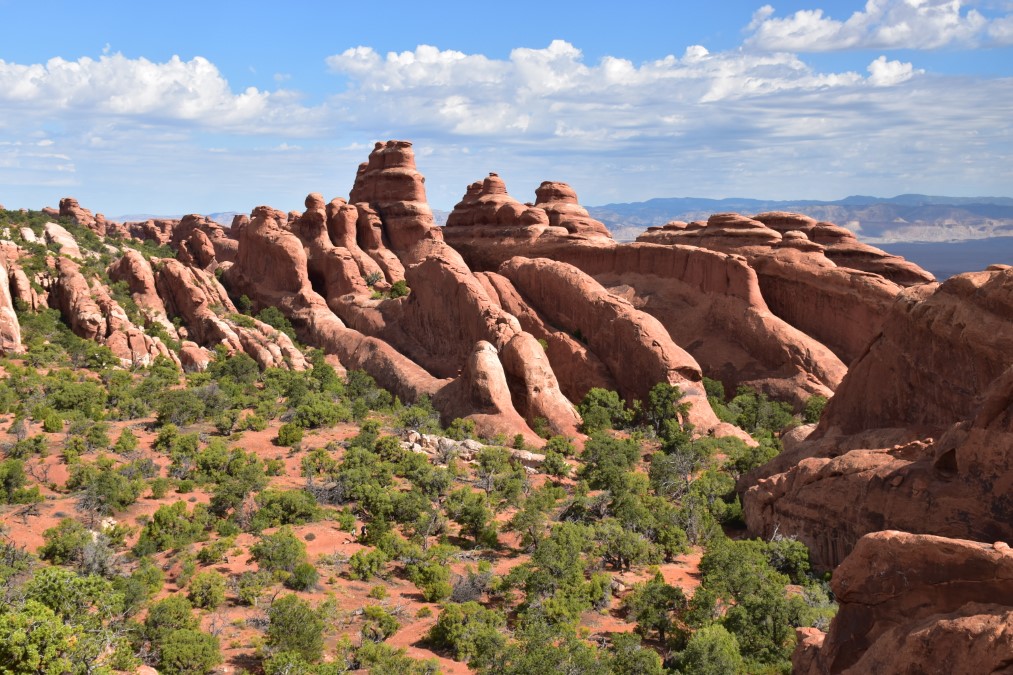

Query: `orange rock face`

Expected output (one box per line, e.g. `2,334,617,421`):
795,531,1013,674
637,210,934,365
742,268,1013,569
0,254,23,354
224,142,582,443
444,177,845,407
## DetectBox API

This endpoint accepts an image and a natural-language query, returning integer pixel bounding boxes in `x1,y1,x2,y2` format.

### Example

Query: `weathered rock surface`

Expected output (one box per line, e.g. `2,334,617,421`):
155,257,304,370
59,197,106,236
637,211,933,365
43,222,82,260
795,531,1013,674
47,256,177,367
0,255,23,354
445,176,845,406
743,268,1013,569
223,143,587,442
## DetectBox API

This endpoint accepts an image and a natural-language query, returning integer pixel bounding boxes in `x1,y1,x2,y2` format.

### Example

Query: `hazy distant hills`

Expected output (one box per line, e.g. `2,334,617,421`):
587,194,1013,245
111,211,243,226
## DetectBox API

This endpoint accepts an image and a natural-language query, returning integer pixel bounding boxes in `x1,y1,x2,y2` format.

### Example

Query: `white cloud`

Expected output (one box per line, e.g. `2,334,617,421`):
745,0,1008,51
867,55,922,85
0,53,323,134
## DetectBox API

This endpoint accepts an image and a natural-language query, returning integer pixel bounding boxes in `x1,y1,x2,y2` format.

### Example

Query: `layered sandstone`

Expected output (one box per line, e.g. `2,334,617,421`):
637,212,934,364
445,176,845,406
794,532,1013,674
224,143,585,442
743,268,1013,569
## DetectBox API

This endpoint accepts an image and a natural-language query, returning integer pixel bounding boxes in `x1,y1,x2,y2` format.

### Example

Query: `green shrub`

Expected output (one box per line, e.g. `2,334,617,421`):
267,595,324,662
188,570,226,610
276,423,304,447
348,548,389,581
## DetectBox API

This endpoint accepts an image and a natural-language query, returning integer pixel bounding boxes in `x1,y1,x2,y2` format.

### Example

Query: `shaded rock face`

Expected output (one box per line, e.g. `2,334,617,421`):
444,177,845,407
637,211,934,365
742,268,1013,570
795,532,1013,674
0,255,23,354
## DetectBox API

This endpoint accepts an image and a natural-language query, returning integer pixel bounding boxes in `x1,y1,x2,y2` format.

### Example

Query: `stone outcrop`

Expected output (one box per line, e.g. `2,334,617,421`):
0,255,23,354
224,143,586,442
637,212,934,365
445,176,845,407
43,222,82,260
155,257,305,371
47,256,177,367
59,197,106,236
794,531,1013,674
742,268,1013,569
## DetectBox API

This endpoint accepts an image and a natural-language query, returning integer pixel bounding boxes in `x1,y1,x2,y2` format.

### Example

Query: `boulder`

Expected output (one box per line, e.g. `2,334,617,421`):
43,222,82,260
795,532,1013,674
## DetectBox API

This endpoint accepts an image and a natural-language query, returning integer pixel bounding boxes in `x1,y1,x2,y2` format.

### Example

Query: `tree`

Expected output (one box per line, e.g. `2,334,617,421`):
39,518,90,565
188,570,226,610
158,629,222,675
445,488,498,547
623,571,687,644
143,596,199,647
608,633,664,675
362,605,401,643
577,388,631,433
267,594,324,662
676,624,743,675
250,527,309,579
0,600,74,674
426,601,506,668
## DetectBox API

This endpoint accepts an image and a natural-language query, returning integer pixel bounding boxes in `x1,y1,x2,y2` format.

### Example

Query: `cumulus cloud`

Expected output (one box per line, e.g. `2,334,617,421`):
0,34,1010,213
867,55,922,85
745,0,1011,51
0,53,323,133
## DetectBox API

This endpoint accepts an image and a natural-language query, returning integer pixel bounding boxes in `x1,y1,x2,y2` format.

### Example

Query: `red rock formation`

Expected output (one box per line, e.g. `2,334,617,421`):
222,143,585,442
47,256,177,367
445,177,844,406
43,222,83,260
637,212,931,365
497,256,721,430
0,255,23,354
753,211,935,286
795,532,1013,674
59,197,105,236
155,257,304,370
742,269,1013,569
171,214,238,265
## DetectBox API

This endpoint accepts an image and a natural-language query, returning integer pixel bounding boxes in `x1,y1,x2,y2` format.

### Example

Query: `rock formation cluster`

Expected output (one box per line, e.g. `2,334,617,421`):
2,140,1011,672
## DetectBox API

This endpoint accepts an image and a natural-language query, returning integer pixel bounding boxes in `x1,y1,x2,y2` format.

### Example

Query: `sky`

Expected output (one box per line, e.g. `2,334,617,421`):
0,0,1011,216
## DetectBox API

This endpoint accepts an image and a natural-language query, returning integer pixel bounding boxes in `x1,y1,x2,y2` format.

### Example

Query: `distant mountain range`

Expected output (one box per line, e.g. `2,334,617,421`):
111,211,243,226
586,194,1013,245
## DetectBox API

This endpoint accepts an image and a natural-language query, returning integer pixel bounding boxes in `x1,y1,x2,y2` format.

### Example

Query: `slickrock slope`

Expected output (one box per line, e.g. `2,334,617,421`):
444,174,845,407
743,267,1013,569
794,531,1013,674
637,212,934,364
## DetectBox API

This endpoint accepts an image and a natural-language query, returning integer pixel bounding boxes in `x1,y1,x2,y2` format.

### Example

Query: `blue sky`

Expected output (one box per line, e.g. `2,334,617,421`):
1,0,1011,215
